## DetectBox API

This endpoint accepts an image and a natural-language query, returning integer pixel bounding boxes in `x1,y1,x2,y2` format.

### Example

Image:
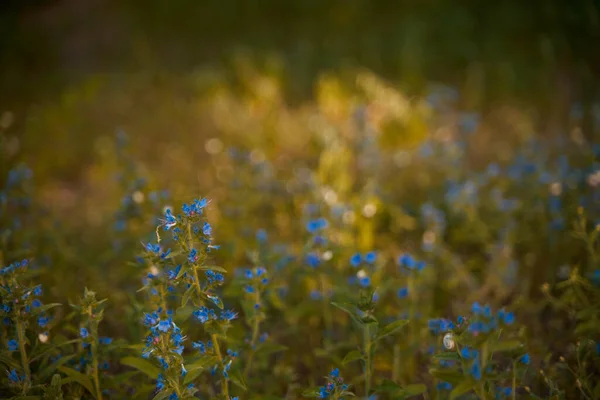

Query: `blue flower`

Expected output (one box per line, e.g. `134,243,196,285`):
520,353,530,365
80,327,89,339
398,254,415,268
157,320,171,332
306,218,328,233
99,337,113,345
192,341,206,353
305,253,321,268
38,315,49,328
256,229,267,242
33,285,42,296
365,251,377,264
470,361,482,380
32,299,41,308
330,368,339,378
193,307,213,323
188,249,198,263
156,374,165,390
202,222,212,236
7,369,22,383
244,269,253,279
350,253,362,267
359,276,371,287
8,339,17,351
397,287,409,299
221,309,238,321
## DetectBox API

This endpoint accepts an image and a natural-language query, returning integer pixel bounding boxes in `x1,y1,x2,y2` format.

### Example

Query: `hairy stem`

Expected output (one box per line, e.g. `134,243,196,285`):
364,323,371,398
243,290,261,378
16,319,30,390
212,334,230,398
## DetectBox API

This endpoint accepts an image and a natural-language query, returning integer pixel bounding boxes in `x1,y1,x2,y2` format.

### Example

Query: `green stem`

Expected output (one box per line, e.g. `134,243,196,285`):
211,334,230,399
392,344,400,382
321,274,333,346
364,323,371,398
89,307,102,400
16,319,31,390
243,291,261,379
91,340,103,400
512,361,517,400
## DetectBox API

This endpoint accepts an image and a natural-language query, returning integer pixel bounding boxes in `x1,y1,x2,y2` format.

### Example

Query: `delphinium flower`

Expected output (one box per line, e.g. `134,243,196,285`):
0,259,58,392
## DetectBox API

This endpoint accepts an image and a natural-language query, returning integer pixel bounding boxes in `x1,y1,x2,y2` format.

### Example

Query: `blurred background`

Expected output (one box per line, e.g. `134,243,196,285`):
2,1,600,176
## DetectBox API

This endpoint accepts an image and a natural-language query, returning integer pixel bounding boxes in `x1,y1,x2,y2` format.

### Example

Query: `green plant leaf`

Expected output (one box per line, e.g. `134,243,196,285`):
58,366,96,397
449,379,476,399
302,388,323,397
33,303,62,315
428,369,463,385
120,356,160,379
181,286,195,307
229,368,247,391
152,391,173,400
331,302,362,324
488,340,522,353
375,378,402,392
255,342,289,357
342,350,364,365
376,320,409,341
404,383,427,396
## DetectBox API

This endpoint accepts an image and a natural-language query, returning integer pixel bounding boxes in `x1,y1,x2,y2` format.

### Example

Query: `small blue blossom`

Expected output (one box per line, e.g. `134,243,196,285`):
80,327,89,339
365,251,377,264
350,253,362,267
397,287,409,299
8,339,17,351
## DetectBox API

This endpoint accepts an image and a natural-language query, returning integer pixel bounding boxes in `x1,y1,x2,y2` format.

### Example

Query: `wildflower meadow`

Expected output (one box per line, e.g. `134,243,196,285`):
1,68,600,400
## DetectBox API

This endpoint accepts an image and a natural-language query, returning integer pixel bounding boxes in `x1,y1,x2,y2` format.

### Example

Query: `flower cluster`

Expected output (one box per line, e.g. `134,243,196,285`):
315,368,353,399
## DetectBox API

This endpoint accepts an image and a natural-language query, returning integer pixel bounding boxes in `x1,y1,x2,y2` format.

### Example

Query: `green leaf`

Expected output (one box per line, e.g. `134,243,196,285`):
255,342,289,357
183,356,218,384
0,353,20,369
33,303,61,315
376,320,409,341
488,340,522,353
428,369,463,385
30,339,81,362
449,379,476,399
181,286,195,307
229,368,247,391
375,379,402,392
152,391,173,400
38,354,77,381
120,356,160,379
58,366,96,397
342,350,364,365
302,388,323,397
404,383,427,396
331,302,362,324
433,352,460,361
